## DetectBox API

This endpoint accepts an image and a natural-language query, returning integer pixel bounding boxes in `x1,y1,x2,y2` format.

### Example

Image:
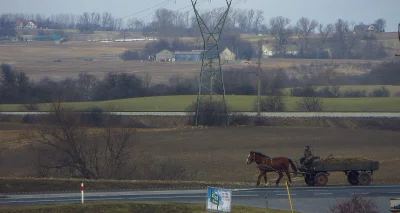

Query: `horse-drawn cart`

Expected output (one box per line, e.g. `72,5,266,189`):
297,157,379,186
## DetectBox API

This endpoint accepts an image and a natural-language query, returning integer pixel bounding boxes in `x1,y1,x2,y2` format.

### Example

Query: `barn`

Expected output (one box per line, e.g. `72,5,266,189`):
156,49,174,62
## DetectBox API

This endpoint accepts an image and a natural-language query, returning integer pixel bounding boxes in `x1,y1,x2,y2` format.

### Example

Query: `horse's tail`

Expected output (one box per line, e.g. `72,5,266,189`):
288,158,298,174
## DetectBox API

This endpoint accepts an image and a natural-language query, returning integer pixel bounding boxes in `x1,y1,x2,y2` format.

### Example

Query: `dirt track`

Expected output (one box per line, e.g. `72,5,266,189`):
0,124,399,186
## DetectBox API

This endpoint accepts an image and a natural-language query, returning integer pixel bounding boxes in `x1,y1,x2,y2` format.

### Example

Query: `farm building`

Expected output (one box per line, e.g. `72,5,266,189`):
261,44,274,58
220,47,236,61
174,51,203,62
156,49,174,62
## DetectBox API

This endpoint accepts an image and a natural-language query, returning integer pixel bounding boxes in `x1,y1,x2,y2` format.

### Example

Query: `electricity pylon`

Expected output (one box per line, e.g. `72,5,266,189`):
396,23,400,57
191,0,232,126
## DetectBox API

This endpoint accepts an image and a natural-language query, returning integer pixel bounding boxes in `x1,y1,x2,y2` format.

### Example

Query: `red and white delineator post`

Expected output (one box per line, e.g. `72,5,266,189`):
81,183,85,204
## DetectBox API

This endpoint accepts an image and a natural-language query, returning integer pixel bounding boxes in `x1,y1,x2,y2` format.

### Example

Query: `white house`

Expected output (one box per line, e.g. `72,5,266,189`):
261,45,274,58
15,20,38,29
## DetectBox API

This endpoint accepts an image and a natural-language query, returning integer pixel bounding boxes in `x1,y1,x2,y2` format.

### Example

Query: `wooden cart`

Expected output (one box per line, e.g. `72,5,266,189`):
298,159,379,186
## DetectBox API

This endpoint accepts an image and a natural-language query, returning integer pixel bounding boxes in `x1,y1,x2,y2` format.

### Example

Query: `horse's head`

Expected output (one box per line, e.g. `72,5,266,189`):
246,151,269,164
246,151,257,164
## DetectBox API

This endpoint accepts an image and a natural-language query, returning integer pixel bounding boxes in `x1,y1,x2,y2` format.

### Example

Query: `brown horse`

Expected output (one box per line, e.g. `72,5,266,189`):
246,151,298,186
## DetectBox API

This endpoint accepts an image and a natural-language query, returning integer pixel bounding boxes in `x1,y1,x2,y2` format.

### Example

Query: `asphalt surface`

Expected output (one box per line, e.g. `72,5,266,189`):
1,185,399,213
2,111,400,118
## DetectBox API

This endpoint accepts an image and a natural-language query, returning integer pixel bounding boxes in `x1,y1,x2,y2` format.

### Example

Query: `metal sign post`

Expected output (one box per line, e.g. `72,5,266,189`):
285,181,294,213
81,183,85,204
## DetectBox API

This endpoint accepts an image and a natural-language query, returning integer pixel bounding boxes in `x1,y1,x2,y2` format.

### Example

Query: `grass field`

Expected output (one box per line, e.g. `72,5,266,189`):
0,202,295,213
1,95,400,112
0,39,385,82
0,124,399,186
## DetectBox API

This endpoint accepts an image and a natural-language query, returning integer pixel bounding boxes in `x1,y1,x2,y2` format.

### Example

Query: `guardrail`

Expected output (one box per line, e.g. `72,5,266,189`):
2,111,400,118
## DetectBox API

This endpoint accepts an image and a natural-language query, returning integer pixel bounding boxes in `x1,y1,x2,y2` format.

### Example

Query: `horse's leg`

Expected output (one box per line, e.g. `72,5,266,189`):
276,172,283,186
257,171,262,186
263,171,268,186
285,170,292,184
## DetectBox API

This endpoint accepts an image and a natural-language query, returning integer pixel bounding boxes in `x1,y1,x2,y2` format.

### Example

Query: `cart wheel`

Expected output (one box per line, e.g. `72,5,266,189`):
347,171,360,185
314,172,328,186
358,172,371,185
305,176,315,186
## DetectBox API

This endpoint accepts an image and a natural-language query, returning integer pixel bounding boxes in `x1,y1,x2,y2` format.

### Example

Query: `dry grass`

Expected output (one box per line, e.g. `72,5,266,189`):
0,40,385,82
0,202,295,213
0,124,399,187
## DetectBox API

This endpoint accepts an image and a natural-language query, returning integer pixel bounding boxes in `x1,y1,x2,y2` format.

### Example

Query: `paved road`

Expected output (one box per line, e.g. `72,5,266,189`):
2,111,400,118
1,185,399,213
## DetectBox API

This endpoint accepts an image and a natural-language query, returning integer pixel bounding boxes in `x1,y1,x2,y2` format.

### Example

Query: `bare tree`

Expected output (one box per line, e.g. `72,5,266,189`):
374,18,386,32
269,16,294,57
246,9,255,33
252,10,264,34
333,19,362,59
77,73,98,101
317,23,334,58
296,96,323,112
101,12,114,30
296,17,318,57
26,102,137,179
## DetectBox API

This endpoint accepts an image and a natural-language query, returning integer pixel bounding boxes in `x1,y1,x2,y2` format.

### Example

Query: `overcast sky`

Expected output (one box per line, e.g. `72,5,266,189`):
1,0,399,32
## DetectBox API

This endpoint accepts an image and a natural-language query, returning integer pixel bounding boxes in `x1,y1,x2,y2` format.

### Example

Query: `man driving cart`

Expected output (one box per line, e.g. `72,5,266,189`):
300,145,314,170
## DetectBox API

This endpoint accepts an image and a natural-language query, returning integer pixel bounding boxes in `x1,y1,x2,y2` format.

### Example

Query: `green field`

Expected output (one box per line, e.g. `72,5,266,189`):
1,95,400,112
0,202,296,213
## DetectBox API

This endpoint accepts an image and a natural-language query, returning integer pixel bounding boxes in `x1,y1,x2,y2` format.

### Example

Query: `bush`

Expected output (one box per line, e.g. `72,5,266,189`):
342,89,367,97
295,96,324,112
316,86,341,98
290,86,317,97
80,106,105,126
328,194,378,213
369,86,390,97
186,98,230,126
254,96,286,112
22,114,40,124
229,113,251,126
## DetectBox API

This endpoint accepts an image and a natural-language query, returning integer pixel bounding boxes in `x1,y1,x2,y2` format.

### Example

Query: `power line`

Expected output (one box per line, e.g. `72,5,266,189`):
113,0,173,23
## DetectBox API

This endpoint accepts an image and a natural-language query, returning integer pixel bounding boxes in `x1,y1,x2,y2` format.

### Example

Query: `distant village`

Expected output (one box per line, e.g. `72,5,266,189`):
5,19,387,62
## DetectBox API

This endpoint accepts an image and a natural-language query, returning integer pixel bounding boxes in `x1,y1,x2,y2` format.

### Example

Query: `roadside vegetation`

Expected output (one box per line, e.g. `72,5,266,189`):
0,202,296,213
0,177,249,194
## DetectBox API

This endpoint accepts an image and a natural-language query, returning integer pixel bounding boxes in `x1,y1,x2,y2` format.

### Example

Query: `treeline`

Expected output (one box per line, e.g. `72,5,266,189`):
1,10,389,59
0,61,399,105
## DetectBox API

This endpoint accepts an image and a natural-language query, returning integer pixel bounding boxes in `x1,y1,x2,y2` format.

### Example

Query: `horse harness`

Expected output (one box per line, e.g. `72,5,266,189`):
252,152,279,172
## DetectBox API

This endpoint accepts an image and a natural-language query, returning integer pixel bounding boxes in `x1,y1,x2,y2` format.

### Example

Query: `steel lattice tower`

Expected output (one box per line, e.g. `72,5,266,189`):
191,0,232,126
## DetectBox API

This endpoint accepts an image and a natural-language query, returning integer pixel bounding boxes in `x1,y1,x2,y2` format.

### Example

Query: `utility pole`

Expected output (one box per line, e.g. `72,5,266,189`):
255,40,263,117
191,0,232,126
396,23,400,57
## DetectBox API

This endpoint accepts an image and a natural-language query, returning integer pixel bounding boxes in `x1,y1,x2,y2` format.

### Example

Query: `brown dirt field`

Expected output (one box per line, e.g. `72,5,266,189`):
0,122,399,186
0,40,384,82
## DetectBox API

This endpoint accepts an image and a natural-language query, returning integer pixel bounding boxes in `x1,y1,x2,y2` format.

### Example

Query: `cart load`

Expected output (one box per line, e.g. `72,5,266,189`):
298,154,379,186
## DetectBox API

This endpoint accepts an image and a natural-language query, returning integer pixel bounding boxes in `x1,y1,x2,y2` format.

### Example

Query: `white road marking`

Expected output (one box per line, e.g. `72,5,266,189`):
306,190,329,192
314,193,333,195
276,194,296,196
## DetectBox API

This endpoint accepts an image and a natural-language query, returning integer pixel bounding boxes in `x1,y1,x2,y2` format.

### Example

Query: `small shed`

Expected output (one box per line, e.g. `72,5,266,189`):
220,47,236,61
156,49,174,62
